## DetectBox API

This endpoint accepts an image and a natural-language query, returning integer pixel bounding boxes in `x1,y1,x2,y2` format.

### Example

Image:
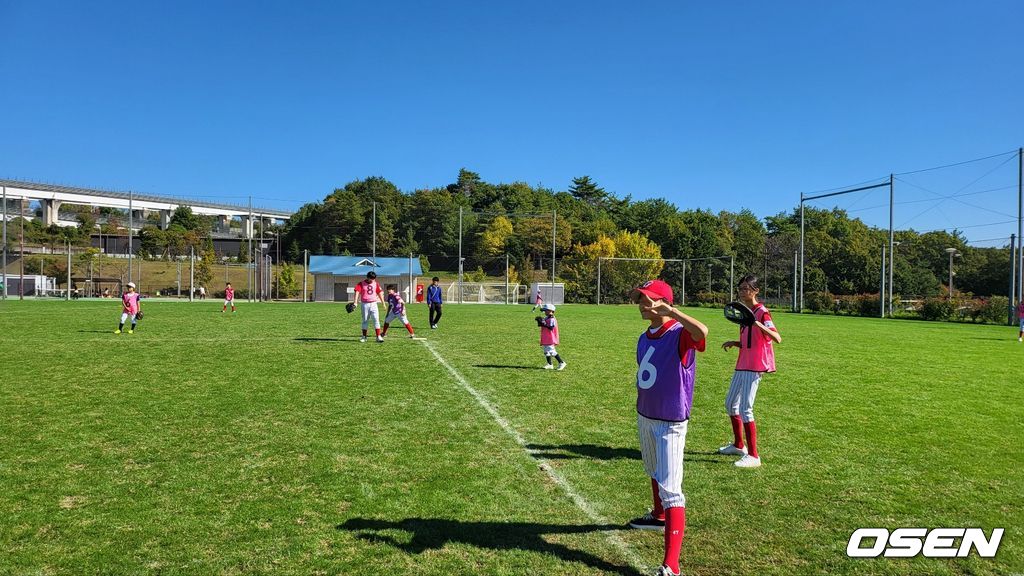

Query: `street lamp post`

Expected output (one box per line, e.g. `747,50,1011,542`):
945,248,960,298
889,240,901,316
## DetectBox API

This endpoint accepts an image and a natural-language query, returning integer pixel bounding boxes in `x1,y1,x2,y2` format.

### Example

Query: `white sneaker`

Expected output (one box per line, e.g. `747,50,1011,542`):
430,324,437,329
557,362,567,371
409,333,416,339
735,454,762,468
654,565,680,576
543,364,555,369
718,443,747,456
360,336,367,343
376,335,384,343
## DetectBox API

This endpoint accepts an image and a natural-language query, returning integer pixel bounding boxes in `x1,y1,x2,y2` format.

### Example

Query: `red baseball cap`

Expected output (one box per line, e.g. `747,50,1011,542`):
631,279,674,304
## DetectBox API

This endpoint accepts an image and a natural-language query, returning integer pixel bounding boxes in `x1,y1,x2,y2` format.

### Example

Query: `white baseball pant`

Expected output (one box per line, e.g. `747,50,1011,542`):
384,310,409,325
361,302,381,330
637,414,688,509
726,370,762,423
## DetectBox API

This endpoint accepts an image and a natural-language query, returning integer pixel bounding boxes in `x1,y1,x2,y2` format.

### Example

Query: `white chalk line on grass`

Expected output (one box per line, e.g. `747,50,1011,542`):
420,339,649,574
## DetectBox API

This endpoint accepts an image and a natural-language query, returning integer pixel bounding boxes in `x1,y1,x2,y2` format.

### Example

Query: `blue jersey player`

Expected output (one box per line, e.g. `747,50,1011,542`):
627,279,708,576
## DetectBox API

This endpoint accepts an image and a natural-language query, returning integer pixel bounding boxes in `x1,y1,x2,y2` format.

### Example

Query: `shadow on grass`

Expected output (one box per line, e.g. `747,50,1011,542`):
527,443,641,461
78,330,115,333
293,337,352,342
473,364,548,370
337,517,642,575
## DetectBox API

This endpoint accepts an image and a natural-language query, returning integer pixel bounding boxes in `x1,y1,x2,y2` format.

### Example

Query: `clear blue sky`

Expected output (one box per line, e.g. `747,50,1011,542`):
2,1,1022,243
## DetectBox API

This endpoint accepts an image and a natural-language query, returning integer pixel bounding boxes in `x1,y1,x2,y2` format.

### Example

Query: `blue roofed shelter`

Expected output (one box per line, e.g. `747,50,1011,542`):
309,255,423,303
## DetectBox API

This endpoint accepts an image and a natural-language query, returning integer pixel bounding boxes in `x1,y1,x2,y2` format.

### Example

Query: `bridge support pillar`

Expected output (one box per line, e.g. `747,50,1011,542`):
159,209,171,230
43,199,61,226
217,214,230,233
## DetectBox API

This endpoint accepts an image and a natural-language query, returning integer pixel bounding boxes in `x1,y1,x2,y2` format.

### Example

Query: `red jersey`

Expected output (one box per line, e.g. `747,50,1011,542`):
355,280,382,303
735,303,777,373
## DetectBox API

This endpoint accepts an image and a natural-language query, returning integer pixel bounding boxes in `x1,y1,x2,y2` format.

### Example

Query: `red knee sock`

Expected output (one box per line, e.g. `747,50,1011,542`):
405,323,414,334
730,415,745,449
374,328,381,337
663,506,685,574
650,478,665,519
381,323,390,336
744,420,759,458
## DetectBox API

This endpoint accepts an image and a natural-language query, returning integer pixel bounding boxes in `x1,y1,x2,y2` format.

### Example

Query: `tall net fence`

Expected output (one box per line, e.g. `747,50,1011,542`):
0,241,311,301
798,149,1022,321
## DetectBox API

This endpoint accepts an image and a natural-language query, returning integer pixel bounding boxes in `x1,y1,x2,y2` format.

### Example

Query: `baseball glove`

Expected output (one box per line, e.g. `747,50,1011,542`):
534,316,545,327
345,302,356,314
135,310,144,320
723,301,754,326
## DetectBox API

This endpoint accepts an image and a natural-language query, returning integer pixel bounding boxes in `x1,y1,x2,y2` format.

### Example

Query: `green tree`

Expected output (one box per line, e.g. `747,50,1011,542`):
276,263,298,298
196,243,215,290
569,176,608,208
478,215,514,257
168,206,205,231
562,231,663,303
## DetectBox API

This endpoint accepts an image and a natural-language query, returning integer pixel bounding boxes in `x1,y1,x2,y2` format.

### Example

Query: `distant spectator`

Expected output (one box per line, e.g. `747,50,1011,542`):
427,277,443,329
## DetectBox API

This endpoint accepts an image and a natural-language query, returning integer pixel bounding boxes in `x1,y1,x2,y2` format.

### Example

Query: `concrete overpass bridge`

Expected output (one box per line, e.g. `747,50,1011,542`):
0,179,292,237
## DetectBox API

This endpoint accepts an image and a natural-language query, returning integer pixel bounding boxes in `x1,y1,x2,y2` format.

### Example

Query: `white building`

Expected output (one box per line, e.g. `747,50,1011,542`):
309,255,423,303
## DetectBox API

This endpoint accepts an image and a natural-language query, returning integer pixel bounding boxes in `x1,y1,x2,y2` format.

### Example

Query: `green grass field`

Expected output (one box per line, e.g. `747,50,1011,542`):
1,299,1020,575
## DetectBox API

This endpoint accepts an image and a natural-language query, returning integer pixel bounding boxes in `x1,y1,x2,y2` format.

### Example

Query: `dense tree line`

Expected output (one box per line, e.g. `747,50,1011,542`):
279,170,1010,303
13,171,1010,304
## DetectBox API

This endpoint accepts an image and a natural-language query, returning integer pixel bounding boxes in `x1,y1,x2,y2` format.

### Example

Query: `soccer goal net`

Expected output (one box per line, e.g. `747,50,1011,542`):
447,282,527,304
594,256,735,305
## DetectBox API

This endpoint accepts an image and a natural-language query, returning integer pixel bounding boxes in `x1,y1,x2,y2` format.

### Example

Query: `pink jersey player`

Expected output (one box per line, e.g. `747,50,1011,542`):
222,283,236,313
355,271,385,342
718,274,782,469
537,303,565,370
1017,301,1024,342
115,282,141,334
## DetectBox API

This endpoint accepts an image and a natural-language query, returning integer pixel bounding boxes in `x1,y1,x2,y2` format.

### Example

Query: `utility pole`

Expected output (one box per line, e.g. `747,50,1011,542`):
799,195,805,312
259,213,264,302
128,191,133,283
1009,234,1017,325
888,174,895,317
248,196,253,302
879,245,886,318
1018,147,1023,305
2,185,6,300
66,240,71,301
551,210,556,291
303,249,308,303
458,206,463,304
20,198,25,300
729,255,735,302
190,246,195,302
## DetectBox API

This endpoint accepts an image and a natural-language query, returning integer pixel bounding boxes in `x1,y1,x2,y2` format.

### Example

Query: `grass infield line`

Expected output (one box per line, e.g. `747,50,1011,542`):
420,339,650,574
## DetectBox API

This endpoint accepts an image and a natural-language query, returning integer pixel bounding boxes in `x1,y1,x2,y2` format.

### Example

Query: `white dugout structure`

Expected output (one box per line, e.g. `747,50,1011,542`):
308,255,422,303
